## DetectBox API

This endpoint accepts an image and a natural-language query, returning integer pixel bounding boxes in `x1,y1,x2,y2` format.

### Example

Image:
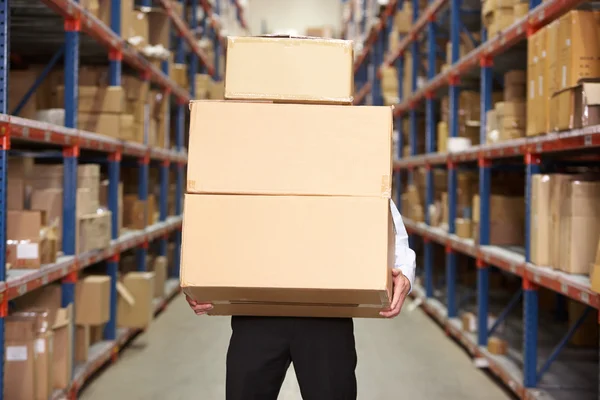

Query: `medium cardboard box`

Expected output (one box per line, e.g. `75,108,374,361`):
31,188,63,247
147,10,170,48
77,210,112,254
53,304,73,390
195,74,211,99
7,177,25,210
558,180,600,275
123,195,146,230
187,101,392,197
75,325,90,363
79,112,120,136
488,336,508,355
117,272,155,329
98,0,133,37
5,314,39,400
171,64,188,88
526,29,542,136
530,175,552,266
550,174,582,269
75,275,111,325
153,256,168,298
128,11,149,49
181,194,394,317
56,86,125,114
551,80,600,131
557,11,600,90
122,75,150,101
225,36,354,104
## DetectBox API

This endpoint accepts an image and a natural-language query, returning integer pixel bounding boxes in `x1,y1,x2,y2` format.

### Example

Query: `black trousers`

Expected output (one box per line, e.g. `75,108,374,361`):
226,316,357,400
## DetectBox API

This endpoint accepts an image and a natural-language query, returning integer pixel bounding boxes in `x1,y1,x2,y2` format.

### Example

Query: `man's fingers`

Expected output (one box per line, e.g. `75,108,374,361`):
192,304,213,311
390,276,404,310
391,268,402,277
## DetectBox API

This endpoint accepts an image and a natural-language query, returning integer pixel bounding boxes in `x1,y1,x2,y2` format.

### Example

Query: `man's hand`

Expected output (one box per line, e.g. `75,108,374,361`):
380,269,411,318
186,295,213,316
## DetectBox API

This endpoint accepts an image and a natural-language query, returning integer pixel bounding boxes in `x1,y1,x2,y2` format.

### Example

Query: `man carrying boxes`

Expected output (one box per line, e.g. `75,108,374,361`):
181,35,416,399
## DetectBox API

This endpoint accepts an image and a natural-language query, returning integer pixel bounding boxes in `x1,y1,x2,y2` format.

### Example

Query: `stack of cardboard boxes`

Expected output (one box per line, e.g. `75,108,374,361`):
528,10,600,136
6,160,112,264
482,0,523,37
181,36,395,318
530,174,600,275
74,275,111,363
10,284,74,395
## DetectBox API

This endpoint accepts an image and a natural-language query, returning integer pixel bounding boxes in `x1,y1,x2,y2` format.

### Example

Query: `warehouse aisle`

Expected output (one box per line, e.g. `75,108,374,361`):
81,295,511,400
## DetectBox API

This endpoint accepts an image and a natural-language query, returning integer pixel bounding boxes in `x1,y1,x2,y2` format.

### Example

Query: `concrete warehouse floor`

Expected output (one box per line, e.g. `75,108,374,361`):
81,295,511,400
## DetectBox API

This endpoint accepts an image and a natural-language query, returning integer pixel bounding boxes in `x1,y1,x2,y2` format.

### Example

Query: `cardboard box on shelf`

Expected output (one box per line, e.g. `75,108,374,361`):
455,218,472,239
195,74,211,99
117,272,156,329
187,101,392,197
77,210,112,254
558,180,600,275
153,256,168,298
530,175,552,266
98,0,133,40
181,194,394,318
551,80,600,131
78,112,120,136
5,311,54,400
171,64,188,89
526,29,543,136
123,195,146,230
6,210,56,269
128,10,149,49
557,11,600,91
53,304,73,390
7,177,26,210
225,36,354,104
75,325,90,363
55,86,125,114
488,336,508,355
75,275,111,325
122,75,150,101
147,10,171,48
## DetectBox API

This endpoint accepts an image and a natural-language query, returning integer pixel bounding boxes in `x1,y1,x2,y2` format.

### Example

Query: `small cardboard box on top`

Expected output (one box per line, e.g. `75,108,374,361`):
182,101,395,318
224,35,354,104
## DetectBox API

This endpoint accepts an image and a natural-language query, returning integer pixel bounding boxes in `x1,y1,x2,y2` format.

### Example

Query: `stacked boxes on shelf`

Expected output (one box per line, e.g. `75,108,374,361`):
182,36,395,318
530,10,600,135
11,285,74,394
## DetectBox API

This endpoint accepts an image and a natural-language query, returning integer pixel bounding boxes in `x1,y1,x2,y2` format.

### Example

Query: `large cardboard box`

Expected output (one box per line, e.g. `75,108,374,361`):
550,174,584,269
117,272,155,329
147,10,171,48
558,180,600,274
551,80,600,131
53,304,73,390
7,177,26,210
98,0,133,37
530,175,552,266
545,21,559,132
187,101,392,197
557,11,600,90
225,36,354,104
5,313,42,400
75,275,111,325
181,195,394,317
77,210,112,254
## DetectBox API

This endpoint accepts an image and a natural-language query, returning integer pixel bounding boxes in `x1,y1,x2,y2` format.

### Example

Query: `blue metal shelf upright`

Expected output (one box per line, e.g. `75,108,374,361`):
348,0,600,398
0,0,247,398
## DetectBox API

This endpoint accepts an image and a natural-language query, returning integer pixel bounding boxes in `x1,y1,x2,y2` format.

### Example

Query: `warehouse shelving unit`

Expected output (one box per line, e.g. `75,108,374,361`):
0,0,246,398
349,0,600,398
